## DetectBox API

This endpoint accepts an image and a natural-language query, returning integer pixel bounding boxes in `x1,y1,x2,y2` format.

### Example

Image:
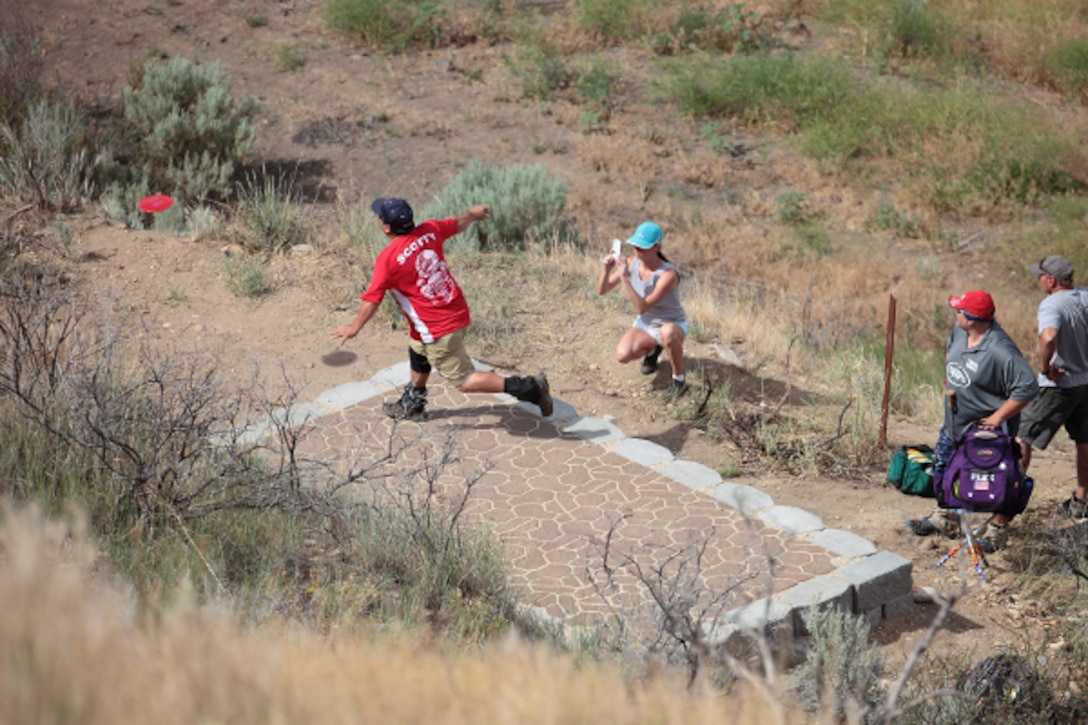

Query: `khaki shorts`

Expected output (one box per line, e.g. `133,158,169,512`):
409,328,475,387
1018,385,1088,448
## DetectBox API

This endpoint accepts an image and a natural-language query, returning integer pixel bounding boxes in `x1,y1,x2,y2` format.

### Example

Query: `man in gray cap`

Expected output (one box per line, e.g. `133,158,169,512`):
1018,255,1088,521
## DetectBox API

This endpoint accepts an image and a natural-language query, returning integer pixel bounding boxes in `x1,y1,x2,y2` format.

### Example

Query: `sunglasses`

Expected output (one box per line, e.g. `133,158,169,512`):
956,309,986,322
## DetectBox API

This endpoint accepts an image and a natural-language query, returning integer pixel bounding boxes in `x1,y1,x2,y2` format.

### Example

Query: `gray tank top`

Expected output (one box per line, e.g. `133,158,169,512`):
629,259,686,326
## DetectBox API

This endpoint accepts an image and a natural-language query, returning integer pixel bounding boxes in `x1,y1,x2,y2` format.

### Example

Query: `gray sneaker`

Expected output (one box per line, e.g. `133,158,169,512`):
1060,493,1088,522
977,523,1009,553
937,510,962,538
382,384,428,421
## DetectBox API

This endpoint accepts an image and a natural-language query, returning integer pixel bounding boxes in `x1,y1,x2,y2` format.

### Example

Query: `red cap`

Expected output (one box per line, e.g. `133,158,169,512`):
949,290,995,321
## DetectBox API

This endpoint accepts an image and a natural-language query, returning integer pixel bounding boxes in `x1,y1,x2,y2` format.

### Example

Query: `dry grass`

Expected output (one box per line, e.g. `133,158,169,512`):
576,131,659,178
0,502,805,724
676,148,734,189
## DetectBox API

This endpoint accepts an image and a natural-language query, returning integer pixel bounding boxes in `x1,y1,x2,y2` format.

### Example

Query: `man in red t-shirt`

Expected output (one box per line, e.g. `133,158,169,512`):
330,197,552,421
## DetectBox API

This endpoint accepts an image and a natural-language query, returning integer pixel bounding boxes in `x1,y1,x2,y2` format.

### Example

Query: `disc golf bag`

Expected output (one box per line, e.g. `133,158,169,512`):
935,428,1032,514
887,444,936,497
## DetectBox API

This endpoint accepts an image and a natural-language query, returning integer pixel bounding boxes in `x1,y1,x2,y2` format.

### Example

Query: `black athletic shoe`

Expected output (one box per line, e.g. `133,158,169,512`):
533,372,553,417
382,384,428,421
641,345,663,375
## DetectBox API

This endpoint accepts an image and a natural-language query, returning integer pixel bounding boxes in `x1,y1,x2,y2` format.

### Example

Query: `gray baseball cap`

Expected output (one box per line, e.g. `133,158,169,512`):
1029,255,1074,280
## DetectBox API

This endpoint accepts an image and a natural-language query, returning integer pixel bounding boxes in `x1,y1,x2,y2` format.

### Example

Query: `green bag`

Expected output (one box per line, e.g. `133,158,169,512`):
887,444,936,497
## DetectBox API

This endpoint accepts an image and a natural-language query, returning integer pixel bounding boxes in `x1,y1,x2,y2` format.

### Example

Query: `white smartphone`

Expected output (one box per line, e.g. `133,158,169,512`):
611,238,622,260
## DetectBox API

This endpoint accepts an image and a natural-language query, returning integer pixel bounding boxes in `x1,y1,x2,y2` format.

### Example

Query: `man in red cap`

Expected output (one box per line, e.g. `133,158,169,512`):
330,197,552,421
908,290,1038,549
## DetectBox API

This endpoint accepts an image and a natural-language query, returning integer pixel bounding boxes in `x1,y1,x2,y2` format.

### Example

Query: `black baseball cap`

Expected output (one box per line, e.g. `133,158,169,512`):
371,197,415,234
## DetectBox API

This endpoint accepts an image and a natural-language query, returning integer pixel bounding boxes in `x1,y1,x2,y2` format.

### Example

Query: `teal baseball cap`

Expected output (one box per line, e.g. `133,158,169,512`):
626,221,663,249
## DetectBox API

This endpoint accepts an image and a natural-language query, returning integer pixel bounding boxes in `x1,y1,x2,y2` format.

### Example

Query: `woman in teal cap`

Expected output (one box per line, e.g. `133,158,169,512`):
596,221,690,400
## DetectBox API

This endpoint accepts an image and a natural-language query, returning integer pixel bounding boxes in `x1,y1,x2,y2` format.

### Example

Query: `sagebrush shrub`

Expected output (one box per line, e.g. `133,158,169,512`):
0,98,92,212
0,14,45,132
420,159,570,253
103,56,257,211
790,606,887,721
236,171,309,255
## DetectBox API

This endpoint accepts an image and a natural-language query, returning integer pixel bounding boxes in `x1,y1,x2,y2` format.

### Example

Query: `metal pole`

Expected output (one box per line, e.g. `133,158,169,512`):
880,294,897,448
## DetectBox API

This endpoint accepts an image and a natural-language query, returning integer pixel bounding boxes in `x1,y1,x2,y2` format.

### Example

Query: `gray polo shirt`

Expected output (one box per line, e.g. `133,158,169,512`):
944,320,1039,439
1037,287,1088,389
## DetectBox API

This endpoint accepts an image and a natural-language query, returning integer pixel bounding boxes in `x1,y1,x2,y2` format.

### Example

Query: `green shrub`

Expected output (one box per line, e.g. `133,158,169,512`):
790,606,887,720
271,44,305,72
700,121,738,155
669,53,856,127
574,0,654,43
668,53,1086,213
420,159,570,253
889,0,950,59
103,56,257,209
665,2,767,55
0,98,92,212
222,252,266,297
575,58,620,119
354,491,514,639
509,46,576,101
324,0,447,53
236,170,309,255
774,191,809,224
994,195,1088,280
866,199,921,238
0,14,45,132
1045,36,1088,100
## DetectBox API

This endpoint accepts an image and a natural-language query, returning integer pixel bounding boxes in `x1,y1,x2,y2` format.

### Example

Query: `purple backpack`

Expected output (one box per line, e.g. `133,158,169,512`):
936,428,1032,514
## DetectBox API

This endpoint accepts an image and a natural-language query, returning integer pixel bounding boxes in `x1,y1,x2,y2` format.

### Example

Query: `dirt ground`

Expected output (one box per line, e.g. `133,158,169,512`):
15,0,1086,687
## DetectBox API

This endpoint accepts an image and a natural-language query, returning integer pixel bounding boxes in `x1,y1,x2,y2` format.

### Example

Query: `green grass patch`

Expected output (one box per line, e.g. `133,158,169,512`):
270,44,305,72
323,0,447,53
573,0,656,43
666,52,1086,213
1045,36,1088,99
989,195,1088,284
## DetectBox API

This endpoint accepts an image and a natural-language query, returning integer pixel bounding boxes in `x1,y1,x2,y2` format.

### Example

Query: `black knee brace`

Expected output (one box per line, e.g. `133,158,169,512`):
409,347,432,374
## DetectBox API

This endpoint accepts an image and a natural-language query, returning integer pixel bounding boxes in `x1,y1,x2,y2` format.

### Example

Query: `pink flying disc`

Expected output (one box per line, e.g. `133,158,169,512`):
138,194,174,213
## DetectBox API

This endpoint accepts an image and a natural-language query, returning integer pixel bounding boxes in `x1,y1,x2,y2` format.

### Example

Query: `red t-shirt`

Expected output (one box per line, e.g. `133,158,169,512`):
360,218,470,343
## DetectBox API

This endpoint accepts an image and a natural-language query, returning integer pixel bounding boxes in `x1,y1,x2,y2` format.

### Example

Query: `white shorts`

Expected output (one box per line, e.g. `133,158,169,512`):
633,317,689,344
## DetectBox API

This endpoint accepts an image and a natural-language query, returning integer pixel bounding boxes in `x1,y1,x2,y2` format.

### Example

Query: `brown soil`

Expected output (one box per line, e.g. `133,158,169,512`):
16,0,1085,686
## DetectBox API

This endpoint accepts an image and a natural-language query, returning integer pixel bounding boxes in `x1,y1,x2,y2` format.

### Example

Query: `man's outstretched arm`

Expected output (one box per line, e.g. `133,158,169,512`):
330,300,379,347
454,205,490,232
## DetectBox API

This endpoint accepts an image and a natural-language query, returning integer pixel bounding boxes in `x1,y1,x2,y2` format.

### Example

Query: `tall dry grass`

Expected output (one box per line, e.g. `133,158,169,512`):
0,501,805,724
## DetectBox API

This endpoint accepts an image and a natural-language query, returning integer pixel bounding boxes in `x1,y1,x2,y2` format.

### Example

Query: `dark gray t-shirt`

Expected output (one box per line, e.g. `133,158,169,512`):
1037,287,1088,389
944,320,1039,439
